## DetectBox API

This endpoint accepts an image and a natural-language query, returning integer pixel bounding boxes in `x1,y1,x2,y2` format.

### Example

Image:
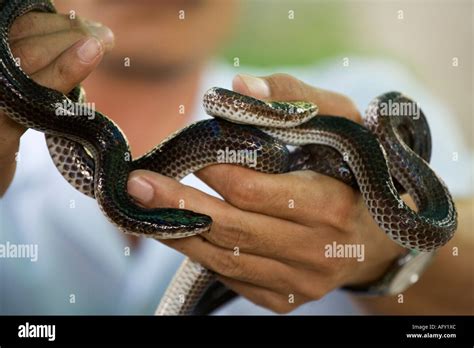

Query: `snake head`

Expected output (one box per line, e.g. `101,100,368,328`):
203,87,318,128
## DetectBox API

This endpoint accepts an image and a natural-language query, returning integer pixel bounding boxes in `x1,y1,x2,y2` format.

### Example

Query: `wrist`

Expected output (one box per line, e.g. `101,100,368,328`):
346,240,405,288
344,207,406,287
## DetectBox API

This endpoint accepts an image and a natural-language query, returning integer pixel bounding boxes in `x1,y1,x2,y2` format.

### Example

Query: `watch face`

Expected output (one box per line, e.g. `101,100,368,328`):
387,252,434,294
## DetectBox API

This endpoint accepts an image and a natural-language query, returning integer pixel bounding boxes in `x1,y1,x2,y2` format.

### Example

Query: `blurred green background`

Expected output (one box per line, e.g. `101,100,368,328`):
218,0,472,146
221,0,389,67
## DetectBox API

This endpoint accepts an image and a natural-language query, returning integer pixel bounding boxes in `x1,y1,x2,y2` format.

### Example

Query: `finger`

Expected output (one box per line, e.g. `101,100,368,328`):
163,235,313,297
218,276,308,314
10,12,88,41
195,164,359,228
11,25,113,76
232,73,362,122
31,36,106,94
0,116,25,196
127,170,318,261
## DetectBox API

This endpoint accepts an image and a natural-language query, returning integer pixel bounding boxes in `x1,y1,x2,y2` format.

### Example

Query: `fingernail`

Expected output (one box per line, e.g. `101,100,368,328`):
83,19,102,27
87,24,115,49
77,37,102,64
127,176,154,204
237,74,271,99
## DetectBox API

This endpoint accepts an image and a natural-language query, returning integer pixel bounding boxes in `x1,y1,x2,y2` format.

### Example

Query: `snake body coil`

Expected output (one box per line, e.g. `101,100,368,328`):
0,0,457,315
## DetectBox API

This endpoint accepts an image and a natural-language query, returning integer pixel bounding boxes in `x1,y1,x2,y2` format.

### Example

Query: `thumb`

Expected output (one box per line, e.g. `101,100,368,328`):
232,73,361,122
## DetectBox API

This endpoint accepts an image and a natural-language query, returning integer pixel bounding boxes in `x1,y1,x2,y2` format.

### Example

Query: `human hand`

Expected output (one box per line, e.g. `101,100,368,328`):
0,11,114,195
127,73,405,313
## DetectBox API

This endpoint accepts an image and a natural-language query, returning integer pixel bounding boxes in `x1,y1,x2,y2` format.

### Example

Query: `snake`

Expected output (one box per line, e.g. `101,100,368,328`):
0,0,457,315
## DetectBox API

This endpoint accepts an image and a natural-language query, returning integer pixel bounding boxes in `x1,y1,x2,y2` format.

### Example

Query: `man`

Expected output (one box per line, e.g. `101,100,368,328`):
0,0,472,314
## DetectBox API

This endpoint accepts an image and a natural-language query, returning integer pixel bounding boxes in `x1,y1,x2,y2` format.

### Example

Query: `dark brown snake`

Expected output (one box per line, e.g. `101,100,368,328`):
0,0,457,315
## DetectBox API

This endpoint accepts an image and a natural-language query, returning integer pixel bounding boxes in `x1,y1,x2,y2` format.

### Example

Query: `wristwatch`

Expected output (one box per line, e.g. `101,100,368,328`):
344,250,436,296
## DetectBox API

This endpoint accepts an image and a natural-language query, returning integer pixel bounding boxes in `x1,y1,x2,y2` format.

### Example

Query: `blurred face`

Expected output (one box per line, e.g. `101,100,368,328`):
58,0,237,75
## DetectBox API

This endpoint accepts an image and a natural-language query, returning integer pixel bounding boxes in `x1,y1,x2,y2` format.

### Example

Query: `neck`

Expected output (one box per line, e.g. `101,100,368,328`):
83,64,204,157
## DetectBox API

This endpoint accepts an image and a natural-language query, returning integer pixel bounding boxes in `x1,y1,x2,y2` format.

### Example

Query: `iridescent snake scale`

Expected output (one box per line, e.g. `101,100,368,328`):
0,0,457,315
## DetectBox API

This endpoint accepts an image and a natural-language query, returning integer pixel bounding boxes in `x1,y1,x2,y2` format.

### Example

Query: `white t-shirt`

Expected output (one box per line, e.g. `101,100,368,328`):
1,58,472,315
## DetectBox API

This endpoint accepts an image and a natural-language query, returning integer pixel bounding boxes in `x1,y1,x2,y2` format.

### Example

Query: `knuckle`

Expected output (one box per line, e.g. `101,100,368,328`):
210,250,241,277
224,173,257,206
10,13,36,39
271,300,294,314
267,73,320,106
300,285,324,301
275,274,294,294
10,41,43,74
331,201,353,228
68,15,86,29
266,72,293,83
9,40,23,58
325,190,359,229
232,214,252,246
53,57,83,89
326,261,349,284
320,261,339,280
55,59,71,82
294,273,328,300
243,289,300,314
311,290,324,301
159,190,185,209
210,214,245,248
266,73,301,94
